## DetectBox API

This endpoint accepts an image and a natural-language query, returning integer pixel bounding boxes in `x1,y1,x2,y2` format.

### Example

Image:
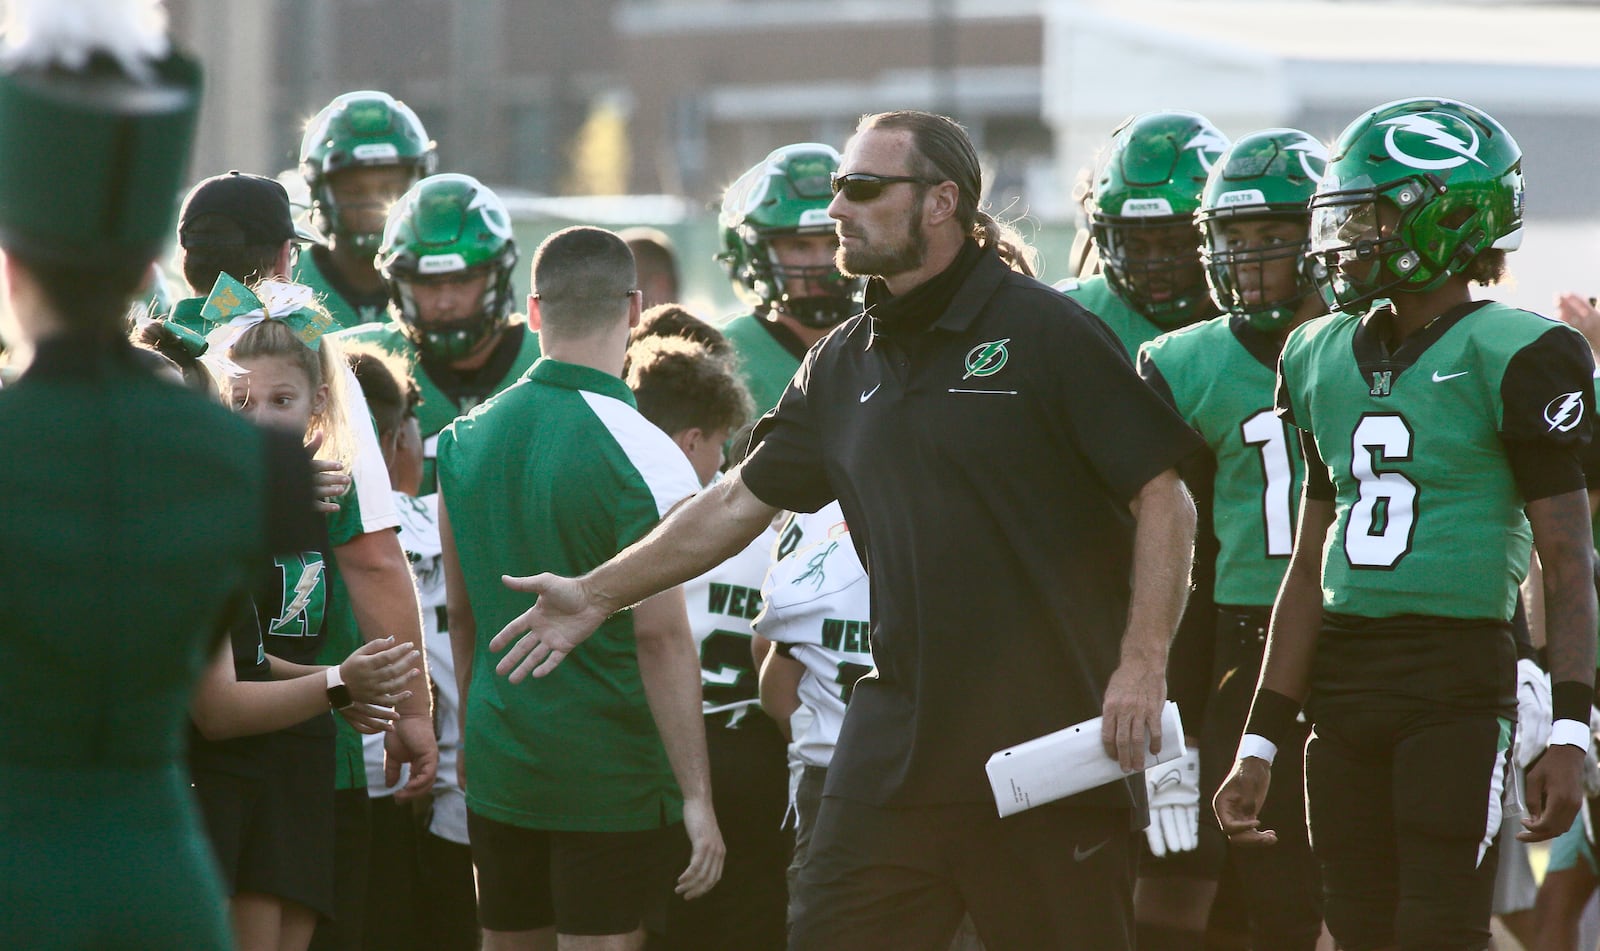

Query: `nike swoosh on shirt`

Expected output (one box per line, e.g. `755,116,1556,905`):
860,384,881,403
1073,838,1111,862
1432,370,1469,382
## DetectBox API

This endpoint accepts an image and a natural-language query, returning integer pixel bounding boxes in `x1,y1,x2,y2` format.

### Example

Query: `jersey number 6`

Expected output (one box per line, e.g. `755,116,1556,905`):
1345,413,1418,569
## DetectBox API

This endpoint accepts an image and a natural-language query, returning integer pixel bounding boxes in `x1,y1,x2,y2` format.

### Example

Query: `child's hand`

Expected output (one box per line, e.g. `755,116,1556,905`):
339,702,400,735
340,636,421,707
304,432,350,513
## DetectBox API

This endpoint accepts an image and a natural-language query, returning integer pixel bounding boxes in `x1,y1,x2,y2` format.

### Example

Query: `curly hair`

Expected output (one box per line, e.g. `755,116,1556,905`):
625,335,752,439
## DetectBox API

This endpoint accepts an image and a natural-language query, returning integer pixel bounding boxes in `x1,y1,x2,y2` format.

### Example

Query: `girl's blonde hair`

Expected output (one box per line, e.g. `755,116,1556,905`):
227,308,354,471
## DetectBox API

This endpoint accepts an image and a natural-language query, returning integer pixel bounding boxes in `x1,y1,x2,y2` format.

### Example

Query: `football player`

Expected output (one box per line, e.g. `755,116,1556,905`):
755,503,874,926
1136,128,1329,951
625,334,786,949
1060,111,1228,358
335,172,539,496
1215,98,1598,951
297,90,437,329
717,143,860,417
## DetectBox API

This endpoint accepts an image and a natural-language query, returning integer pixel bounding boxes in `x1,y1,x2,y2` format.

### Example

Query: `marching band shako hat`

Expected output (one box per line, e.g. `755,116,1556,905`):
0,1,201,268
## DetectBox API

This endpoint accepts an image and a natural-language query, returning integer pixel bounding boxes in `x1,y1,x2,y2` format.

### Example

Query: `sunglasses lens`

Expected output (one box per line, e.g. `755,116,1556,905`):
842,179,885,202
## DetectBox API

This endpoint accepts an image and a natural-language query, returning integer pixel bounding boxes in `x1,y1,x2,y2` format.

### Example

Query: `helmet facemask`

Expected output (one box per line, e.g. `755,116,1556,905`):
1093,215,1212,327
392,253,516,363
1200,212,1316,332
760,237,860,329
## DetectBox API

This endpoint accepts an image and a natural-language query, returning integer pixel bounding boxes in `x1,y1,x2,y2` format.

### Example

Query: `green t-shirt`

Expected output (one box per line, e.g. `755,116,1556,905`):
1279,301,1595,620
722,312,803,419
438,358,702,831
1141,315,1303,607
1059,274,1165,360
293,246,389,330
334,319,541,494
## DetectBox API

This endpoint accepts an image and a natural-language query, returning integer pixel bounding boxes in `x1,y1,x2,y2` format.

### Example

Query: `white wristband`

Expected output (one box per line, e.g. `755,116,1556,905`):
1550,718,1592,752
1236,733,1278,766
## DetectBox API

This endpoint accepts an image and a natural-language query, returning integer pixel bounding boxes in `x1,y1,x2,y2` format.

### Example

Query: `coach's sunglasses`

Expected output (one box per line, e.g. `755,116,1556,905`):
829,172,939,203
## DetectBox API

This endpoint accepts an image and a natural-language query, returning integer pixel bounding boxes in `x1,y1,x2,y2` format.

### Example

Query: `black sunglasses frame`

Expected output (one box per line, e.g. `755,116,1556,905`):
829,173,938,203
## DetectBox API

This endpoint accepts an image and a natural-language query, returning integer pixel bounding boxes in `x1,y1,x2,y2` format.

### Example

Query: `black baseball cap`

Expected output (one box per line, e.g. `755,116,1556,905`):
178,170,322,247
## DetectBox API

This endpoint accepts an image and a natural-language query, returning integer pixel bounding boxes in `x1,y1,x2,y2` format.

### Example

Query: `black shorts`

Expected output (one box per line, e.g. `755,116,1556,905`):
468,810,683,936
791,796,1136,951
1191,606,1322,949
1306,705,1509,951
192,730,336,917
653,714,789,950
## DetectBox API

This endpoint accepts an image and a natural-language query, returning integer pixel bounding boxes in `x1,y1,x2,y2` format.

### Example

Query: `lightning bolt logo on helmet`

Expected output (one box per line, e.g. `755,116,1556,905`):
1185,130,1229,174
1284,133,1330,182
963,338,1011,379
1545,391,1585,433
1380,113,1486,171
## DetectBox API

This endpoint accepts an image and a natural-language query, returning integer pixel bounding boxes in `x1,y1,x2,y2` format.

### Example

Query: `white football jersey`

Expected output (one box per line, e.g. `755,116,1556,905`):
683,517,780,726
753,502,873,768
362,491,466,842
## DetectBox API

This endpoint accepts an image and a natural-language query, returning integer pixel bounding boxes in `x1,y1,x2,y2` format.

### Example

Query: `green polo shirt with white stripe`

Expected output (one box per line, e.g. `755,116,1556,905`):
437,357,701,831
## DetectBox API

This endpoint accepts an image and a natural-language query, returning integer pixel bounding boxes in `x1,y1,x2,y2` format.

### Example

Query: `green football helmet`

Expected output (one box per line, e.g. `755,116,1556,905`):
300,91,437,253
1197,129,1328,332
716,143,859,328
1309,97,1524,313
377,174,518,362
1089,111,1229,328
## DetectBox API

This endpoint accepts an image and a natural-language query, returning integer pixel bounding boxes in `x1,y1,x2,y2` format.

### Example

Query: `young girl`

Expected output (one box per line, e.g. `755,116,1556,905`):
187,274,419,951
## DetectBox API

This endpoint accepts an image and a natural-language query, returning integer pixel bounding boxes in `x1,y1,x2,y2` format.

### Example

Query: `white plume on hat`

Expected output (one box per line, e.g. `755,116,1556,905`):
1,0,170,78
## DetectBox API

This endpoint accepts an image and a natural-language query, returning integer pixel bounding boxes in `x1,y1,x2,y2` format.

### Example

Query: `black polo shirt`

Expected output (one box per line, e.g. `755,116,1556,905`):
741,244,1203,810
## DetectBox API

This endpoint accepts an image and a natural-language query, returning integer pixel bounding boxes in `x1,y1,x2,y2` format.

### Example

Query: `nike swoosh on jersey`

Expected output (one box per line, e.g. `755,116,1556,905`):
1432,370,1469,382
859,383,881,403
1073,838,1111,862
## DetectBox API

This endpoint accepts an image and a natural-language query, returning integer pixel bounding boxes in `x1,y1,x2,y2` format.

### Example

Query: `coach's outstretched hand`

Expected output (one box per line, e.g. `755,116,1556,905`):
1214,756,1277,848
492,573,610,681
677,796,726,900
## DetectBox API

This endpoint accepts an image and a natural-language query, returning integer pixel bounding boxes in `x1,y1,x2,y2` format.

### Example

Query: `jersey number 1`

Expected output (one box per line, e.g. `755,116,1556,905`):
1345,413,1418,568
1241,409,1295,558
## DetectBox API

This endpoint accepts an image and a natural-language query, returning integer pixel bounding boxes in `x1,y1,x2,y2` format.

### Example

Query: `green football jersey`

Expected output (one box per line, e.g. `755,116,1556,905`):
438,358,702,831
293,246,389,330
722,312,803,419
1059,274,1165,360
334,319,541,493
1141,315,1303,606
1279,301,1595,621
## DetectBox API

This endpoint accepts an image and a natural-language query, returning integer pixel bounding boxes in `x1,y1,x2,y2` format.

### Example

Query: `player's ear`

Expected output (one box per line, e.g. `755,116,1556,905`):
670,427,702,458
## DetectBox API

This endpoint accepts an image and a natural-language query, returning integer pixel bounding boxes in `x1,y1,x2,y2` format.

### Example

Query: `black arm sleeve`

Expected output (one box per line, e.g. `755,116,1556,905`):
260,428,323,555
1299,428,1335,502
1499,326,1596,502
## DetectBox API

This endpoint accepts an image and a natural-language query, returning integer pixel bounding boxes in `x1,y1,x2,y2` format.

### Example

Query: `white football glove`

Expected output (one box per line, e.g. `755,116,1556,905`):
1144,746,1200,858
1514,658,1553,770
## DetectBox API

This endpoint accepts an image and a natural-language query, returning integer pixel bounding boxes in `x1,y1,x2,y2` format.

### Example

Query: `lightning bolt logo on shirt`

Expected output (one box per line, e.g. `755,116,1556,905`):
272,555,326,637
1545,391,1585,433
1379,113,1486,171
963,338,1011,379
